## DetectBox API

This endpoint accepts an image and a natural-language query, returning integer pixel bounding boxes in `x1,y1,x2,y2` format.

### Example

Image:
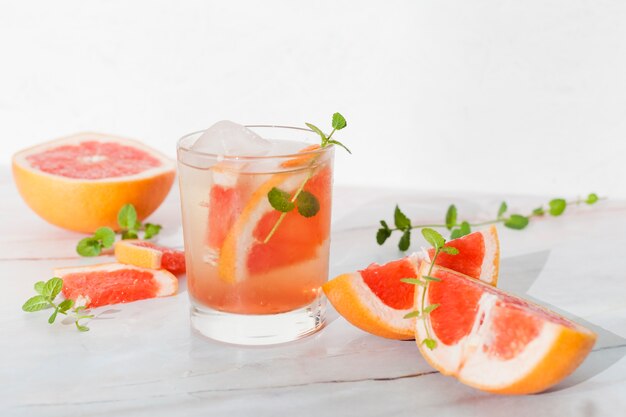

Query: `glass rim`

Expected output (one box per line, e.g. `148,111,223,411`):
177,124,334,161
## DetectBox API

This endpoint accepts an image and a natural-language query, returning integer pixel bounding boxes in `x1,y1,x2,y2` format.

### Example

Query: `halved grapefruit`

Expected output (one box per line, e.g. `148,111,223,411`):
57,263,178,308
12,132,175,233
322,226,500,340
414,262,596,394
115,240,186,275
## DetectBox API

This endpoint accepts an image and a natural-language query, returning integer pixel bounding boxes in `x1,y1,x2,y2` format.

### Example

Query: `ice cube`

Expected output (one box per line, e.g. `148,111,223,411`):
191,120,271,157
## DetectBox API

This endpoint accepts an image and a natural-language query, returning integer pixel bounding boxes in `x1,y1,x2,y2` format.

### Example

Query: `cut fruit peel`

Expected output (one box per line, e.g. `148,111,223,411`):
414,262,596,394
114,240,186,275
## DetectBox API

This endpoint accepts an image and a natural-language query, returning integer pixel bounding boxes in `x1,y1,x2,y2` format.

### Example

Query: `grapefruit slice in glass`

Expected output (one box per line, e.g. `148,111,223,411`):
115,240,186,275
12,133,175,233
322,226,500,340
57,263,178,308
414,263,596,394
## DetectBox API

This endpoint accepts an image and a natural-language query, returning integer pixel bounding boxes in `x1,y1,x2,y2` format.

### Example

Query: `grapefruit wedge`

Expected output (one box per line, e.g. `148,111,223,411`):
414,263,596,394
12,133,175,233
115,240,186,275
323,226,500,340
57,263,178,308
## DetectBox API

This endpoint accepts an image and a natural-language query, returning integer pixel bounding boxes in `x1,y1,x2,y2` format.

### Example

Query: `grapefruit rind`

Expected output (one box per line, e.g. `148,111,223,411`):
55,262,178,308
12,132,175,233
414,262,596,394
114,240,163,270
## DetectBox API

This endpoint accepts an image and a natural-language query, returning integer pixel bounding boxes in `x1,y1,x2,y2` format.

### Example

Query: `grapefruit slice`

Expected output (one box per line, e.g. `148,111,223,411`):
57,263,178,308
322,226,500,340
12,132,175,233
414,263,596,394
114,240,186,275
218,165,332,283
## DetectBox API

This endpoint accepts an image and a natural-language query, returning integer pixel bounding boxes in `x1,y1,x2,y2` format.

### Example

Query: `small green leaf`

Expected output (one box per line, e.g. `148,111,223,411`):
548,199,567,216
421,228,445,250
441,246,459,255
422,304,440,314
76,237,102,257
58,299,74,313
22,295,50,312
504,214,530,230
380,220,390,230
94,227,116,248
117,204,138,230
43,278,63,300
144,223,162,239
450,228,463,239
586,193,599,205
532,206,545,216
394,205,411,230
445,205,457,230
296,191,320,218
268,187,295,213
422,338,437,350
400,278,426,286
398,229,411,251
497,201,508,218
305,123,327,143
422,275,442,282
404,310,422,319
34,281,46,294
74,306,87,313
48,308,59,324
376,228,392,245
327,139,352,154
121,230,139,240
75,322,90,332
459,221,471,236
331,112,347,130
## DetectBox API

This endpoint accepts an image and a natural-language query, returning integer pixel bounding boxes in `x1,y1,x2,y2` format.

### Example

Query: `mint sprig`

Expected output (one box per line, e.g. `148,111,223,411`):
402,228,458,350
263,113,350,243
22,277,93,332
76,204,163,256
377,193,603,251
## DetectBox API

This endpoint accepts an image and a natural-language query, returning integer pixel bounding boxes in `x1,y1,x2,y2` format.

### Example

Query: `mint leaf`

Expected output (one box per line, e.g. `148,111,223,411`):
394,205,411,230
398,229,411,251
422,275,442,282
498,201,508,218
586,193,599,205
533,206,545,216
305,123,327,143
400,278,425,286
76,237,102,257
422,303,440,314
548,199,567,216
34,281,46,294
48,308,59,324
268,187,295,213
22,295,50,312
332,112,347,130
76,322,90,332
504,214,529,230
376,228,392,245
117,204,137,230
144,223,162,239
121,230,139,240
327,139,352,154
296,191,320,218
94,227,116,248
43,278,63,300
441,246,459,255
404,310,422,319
445,205,457,230
421,228,445,250
450,228,462,239
459,221,471,237
58,299,74,313
422,338,437,350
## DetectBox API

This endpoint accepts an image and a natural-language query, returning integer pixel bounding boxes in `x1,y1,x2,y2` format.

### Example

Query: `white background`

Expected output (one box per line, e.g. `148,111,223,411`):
1,1,625,198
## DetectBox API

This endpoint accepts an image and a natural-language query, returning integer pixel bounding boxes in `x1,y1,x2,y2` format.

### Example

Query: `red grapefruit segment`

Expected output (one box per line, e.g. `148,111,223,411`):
115,240,186,275
57,263,178,308
414,263,596,394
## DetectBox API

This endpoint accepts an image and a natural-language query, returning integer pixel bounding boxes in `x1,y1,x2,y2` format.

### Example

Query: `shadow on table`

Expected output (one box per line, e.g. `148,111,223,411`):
500,251,625,392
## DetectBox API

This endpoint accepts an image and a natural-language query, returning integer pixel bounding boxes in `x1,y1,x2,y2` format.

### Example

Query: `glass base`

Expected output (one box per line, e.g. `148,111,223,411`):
190,297,325,346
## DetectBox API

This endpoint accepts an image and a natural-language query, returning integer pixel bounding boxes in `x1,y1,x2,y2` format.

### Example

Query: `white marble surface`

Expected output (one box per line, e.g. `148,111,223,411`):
1,165,625,417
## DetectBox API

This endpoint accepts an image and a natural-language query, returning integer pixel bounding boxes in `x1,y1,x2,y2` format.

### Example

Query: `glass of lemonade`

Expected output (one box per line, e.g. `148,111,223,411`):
177,125,334,345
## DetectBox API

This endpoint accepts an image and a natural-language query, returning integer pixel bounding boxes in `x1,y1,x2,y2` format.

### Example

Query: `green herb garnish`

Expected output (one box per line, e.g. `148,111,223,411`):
377,193,603,251
76,204,162,256
22,277,93,332
264,112,350,243
402,228,458,350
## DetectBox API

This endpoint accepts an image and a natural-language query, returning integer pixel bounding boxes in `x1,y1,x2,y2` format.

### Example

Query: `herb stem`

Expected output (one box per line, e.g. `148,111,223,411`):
420,247,440,343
